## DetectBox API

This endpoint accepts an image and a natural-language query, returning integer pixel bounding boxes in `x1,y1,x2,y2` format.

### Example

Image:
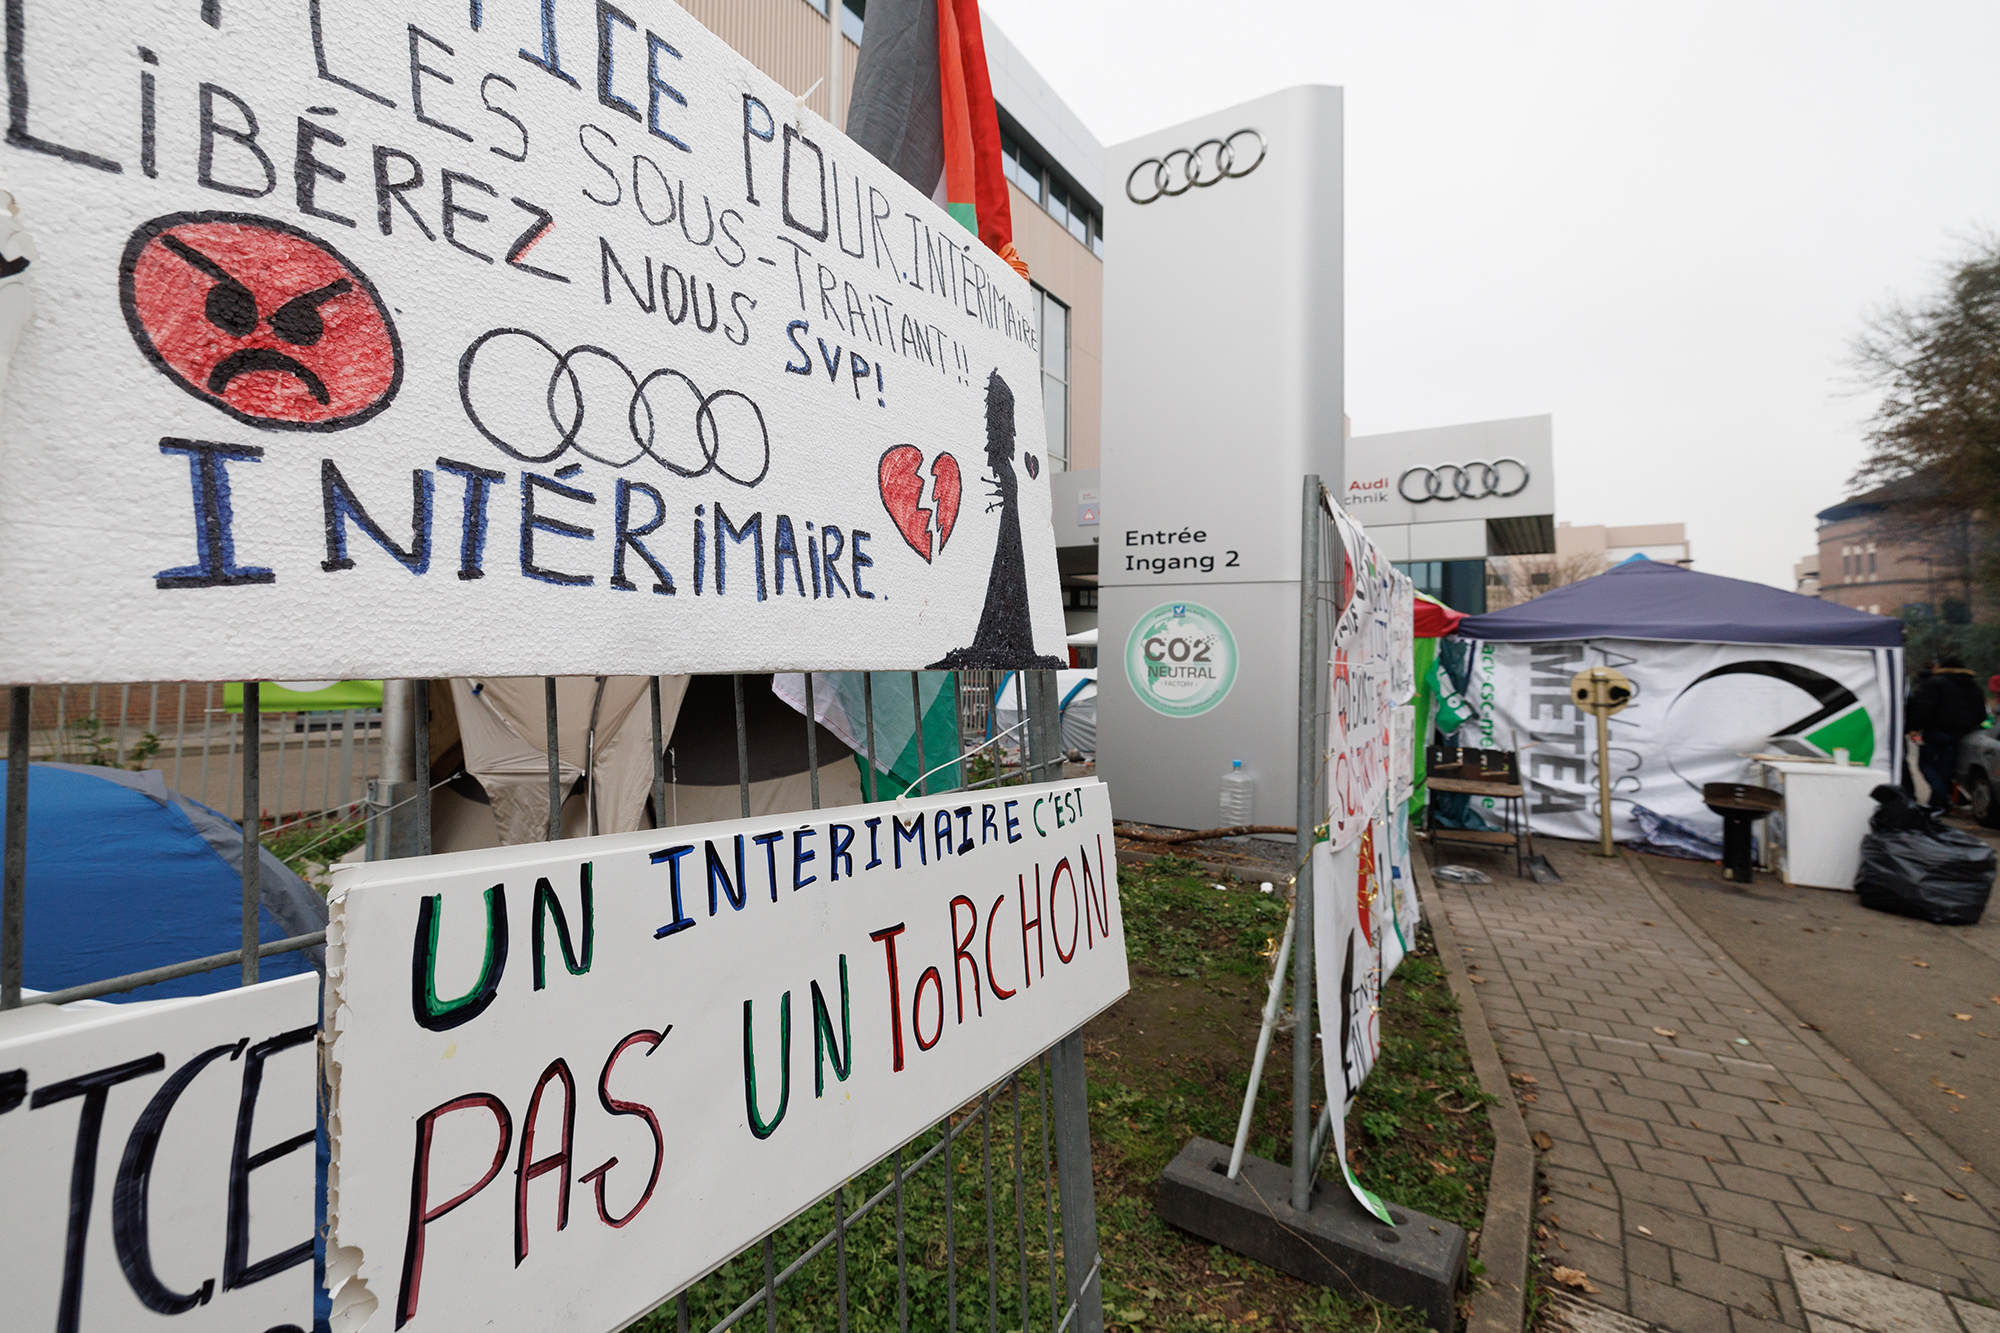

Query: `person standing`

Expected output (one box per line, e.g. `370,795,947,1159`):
1906,655,1990,812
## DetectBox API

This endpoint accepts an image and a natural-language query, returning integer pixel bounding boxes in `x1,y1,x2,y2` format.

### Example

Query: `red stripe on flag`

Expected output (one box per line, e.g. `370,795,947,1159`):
935,0,977,223
951,0,1015,259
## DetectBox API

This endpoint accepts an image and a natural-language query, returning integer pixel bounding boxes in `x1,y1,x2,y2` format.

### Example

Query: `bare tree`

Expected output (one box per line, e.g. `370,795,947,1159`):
1485,550,1608,609
1851,236,2000,602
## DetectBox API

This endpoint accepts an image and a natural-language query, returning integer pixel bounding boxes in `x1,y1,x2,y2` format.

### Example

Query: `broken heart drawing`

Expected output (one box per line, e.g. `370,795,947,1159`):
878,444,962,563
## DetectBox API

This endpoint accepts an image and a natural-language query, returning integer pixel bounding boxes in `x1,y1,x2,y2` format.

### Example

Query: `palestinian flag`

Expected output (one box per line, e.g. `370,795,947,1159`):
848,0,1029,279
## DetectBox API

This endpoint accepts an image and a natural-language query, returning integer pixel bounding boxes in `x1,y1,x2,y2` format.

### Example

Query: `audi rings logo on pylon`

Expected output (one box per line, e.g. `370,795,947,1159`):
1125,129,1267,205
458,328,770,485
1396,458,1531,504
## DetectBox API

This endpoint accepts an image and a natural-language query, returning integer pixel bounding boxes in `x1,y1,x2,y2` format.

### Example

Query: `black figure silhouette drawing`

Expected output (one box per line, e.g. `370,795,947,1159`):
928,370,1065,670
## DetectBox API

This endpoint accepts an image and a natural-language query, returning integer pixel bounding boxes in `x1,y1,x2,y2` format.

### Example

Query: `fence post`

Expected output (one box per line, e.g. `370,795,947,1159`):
368,680,422,860
414,682,431,857
547,677,564,840
1292,475,1321,1211
1049,1029,1104,1333
650,677,666,829
241,681,260,986
1026,670,1061,784
4,685,29,1009
337,710,355,818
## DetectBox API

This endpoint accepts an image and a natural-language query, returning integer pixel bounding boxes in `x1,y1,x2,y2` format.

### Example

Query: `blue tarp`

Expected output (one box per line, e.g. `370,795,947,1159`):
0,762,327,1001
1457,558,1903,649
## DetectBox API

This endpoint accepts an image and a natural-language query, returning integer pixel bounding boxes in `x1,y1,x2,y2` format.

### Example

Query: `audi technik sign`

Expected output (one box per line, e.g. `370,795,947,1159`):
1342,416,1555,535
1397,458,1530,504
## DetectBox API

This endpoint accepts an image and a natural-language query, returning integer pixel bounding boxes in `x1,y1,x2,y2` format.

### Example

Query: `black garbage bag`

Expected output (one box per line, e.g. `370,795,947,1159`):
1854,787,1995,925
1868,785,1945,834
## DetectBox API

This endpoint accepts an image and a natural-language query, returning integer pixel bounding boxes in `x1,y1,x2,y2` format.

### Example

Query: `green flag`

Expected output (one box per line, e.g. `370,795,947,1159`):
1430,658,1476,734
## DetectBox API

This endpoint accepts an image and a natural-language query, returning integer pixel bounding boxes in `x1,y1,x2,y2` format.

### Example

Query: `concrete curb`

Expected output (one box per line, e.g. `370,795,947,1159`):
1417,847,1536,1333
1619,849,2000,1227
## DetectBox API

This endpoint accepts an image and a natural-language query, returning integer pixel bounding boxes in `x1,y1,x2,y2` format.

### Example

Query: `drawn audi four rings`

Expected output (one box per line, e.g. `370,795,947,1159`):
1124,128,1267,205
1397,459,1531,503
458,328,770,486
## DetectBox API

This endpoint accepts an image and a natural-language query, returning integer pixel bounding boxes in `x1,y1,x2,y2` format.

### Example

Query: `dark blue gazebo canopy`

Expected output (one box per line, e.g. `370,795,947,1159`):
1456,558,1903,649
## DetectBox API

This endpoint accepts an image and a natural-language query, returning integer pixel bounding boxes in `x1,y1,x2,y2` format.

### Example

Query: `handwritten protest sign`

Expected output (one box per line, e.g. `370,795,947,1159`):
0,974,319,1333
325,778,1126,1332
0,0,1066,681
1325,508,1411,850
1314,505,1417,1219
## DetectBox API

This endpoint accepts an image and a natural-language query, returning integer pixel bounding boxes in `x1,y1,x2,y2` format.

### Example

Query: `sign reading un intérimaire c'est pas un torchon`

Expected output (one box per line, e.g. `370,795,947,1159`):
327,780,1128,1332
0,0,1067,682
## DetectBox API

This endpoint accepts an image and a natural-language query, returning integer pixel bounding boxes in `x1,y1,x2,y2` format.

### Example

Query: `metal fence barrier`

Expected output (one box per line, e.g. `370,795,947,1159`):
4,681,384,823
0,667,1106,1333
1282,476,1348,1209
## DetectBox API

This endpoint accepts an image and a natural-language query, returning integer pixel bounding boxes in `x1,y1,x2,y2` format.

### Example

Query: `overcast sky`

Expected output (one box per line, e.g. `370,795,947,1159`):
979,0,2000,588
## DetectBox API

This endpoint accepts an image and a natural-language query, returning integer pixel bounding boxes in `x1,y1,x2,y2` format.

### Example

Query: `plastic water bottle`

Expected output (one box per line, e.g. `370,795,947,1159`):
1220,760,1256,830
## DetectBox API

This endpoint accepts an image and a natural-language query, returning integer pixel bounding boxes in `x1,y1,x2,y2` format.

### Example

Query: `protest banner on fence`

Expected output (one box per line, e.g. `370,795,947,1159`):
1313,504,1417,1219
1313,827,1392,1224
0,0,1067,682
325,778,1127,1332
1379,805,1420,982
1325,509,1411,850
0,974,319,1332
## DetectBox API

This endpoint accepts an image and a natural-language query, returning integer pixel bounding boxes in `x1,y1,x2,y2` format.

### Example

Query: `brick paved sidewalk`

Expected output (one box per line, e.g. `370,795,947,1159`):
1428,838,2000,1333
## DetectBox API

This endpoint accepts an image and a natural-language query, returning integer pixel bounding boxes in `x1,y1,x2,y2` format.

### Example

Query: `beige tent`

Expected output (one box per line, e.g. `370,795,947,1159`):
426,676,861,852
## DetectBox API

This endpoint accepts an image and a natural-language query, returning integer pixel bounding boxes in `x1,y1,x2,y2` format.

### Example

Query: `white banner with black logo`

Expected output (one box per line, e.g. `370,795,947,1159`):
1454,638,1903,843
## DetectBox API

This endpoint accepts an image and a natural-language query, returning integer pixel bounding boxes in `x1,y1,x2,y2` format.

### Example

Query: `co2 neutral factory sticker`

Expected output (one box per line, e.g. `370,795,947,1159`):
1125,601,1238,717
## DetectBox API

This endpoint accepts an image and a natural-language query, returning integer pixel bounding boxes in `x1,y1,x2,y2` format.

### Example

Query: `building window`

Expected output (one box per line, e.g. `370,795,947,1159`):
1001,135,1041,206
1000,130,1101,254
1394,560,1487,615
807,0,865,40
1033,285,1069,471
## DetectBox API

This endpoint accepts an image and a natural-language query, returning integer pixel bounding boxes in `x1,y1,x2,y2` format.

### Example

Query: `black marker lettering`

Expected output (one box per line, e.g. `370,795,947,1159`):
308,0,395,106
7,0,123,170
295,114,356,227
408,25,473,142
506,196,569,282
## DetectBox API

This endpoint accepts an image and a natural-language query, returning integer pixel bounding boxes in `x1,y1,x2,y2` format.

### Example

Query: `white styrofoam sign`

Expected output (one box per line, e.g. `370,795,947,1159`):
0,974,319,1333
325,778,1126,1332
0,0,1067,682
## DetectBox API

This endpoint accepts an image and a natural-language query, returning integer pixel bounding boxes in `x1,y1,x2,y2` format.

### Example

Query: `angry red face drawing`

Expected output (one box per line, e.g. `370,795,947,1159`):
120,212,402,431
